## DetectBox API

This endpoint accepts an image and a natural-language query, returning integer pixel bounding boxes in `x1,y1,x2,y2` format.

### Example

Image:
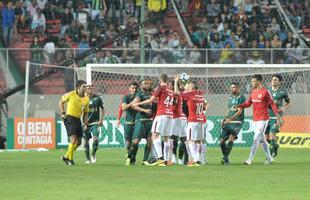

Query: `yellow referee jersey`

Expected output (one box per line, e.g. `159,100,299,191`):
61,91,89,118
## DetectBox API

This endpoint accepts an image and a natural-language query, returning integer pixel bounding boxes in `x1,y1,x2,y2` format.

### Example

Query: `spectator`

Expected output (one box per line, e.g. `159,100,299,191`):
30,35,43,79
219,42,233,64
60,8,74,37
224,32,236,48
235,24,246,47
257,34,266,48
151,33,161,50
31,7,46,34
246,21,259,42
209,32,224,63
282,31,294,48
37,0,47,10
246,51,265,64
181,53,194,64
197,17,212,34
152,52,166,64
189,45,202,63
43,36,55,64
218,21,231,40
271,34,282,48
27,0,38,18
66,20,80,43
270,17,280,33
14,1,25,31
91,0,107,20
207,0,221,22
92,51,105,63
1,1,15,46
168,31,180,48
263,24,273,41
250,39,258,48
94,9,108,31
103,50,121,63
78,35,90,54
284,38,303,64
76,4,89,29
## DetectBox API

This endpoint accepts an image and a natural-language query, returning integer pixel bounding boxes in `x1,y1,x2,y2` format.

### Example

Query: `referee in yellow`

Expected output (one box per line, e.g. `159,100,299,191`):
59,80,89,166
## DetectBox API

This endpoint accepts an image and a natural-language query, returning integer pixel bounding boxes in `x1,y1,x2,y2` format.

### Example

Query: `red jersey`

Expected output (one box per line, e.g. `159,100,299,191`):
153,85,175,116
238,87,278,121
173,94,186,119
181,90,206,122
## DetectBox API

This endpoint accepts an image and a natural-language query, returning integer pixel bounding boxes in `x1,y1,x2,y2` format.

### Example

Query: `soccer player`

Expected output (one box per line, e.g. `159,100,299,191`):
175,77,207,167
125,79,153,165
133,73,175,166
237,74,283,165
219,82,246,165
122,82,139,161
59,80,89,166
83,85,105,163
265,74,291,157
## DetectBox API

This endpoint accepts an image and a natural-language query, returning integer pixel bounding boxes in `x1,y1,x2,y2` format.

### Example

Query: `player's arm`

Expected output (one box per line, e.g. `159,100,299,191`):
98,99,105,127
267,91,283,127
59,92,71,119
237,95,252,108
117,103,123,127
174,76,180,94
280,94,291,113
121,95,134,111
134,96,156,107
223,107,244,125
132,96,152,114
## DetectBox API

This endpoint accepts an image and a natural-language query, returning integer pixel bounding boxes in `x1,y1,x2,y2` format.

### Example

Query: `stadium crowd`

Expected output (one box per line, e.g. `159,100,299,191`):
0,0,309,67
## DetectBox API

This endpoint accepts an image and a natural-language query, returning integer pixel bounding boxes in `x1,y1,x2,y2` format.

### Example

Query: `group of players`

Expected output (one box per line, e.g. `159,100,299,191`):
59,72,290,167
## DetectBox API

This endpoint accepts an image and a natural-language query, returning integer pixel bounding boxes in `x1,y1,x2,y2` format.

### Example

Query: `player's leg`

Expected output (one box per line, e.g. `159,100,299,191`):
187,123,200,166
124,124,134,155
150,116,164,165
90,125,100,163
126,122,140,165
219,126,229,164
142,121,153,163
83,127,91,163
224,124,240,165
268,119,279,157
178,136,187,165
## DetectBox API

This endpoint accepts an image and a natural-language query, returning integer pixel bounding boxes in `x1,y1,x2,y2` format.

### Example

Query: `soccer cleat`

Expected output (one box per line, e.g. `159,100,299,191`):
188,161,201,167
149,158,165,166
244,160,252,165
68,160,75,166
125,157,131,166
220,158,225,165
264,158,274,165
61,155,70,165
91,155,97,163
273,144,279,157
85,160,91,164
178,159,184,165
158,161,167,167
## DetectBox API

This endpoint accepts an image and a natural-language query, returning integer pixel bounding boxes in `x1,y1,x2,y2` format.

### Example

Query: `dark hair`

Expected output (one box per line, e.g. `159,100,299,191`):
252,74,263,81
128,81,138,87
160,73,168,83
168,80,174,88
231,82,240,87
76,80,86,88
272,74,283,82
189,80,199,89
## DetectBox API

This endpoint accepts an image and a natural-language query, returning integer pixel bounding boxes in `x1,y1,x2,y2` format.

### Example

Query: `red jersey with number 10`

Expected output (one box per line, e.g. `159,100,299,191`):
238,87,278,121
181,90,205,122
153,85,175,116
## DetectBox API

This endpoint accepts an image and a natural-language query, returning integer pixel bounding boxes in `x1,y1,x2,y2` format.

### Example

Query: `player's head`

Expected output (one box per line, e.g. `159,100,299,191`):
230,82,240,95
85,85,93,96
251,74,263,89
187,80,198,91
76,80,87,95
140,79,151,91
159,73,168,85
271,74,283,87
128,82,138,95
167,80,174,90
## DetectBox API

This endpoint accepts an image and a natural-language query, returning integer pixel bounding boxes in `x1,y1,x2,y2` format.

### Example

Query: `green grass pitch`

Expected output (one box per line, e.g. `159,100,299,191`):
0,147,309,200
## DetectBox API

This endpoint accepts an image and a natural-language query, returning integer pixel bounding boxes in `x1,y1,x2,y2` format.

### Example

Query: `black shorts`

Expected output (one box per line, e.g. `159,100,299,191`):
64,115,83,138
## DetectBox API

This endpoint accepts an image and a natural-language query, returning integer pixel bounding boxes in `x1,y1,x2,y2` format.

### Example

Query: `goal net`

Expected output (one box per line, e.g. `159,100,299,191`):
81,64,310,148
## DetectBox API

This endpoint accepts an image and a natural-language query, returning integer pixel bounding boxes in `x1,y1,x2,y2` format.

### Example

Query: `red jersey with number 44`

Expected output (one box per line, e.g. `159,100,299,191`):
181,90,205,122
238,87,278,121
153,85,175,116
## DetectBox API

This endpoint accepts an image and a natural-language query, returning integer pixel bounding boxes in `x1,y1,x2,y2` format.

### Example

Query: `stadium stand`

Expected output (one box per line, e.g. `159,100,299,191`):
0,0,309,94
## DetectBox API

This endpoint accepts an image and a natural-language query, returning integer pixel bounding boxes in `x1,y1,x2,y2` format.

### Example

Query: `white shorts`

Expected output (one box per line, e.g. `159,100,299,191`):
170,117,187,138
151,115,172,136
187,122,205,141
253,120,269,143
